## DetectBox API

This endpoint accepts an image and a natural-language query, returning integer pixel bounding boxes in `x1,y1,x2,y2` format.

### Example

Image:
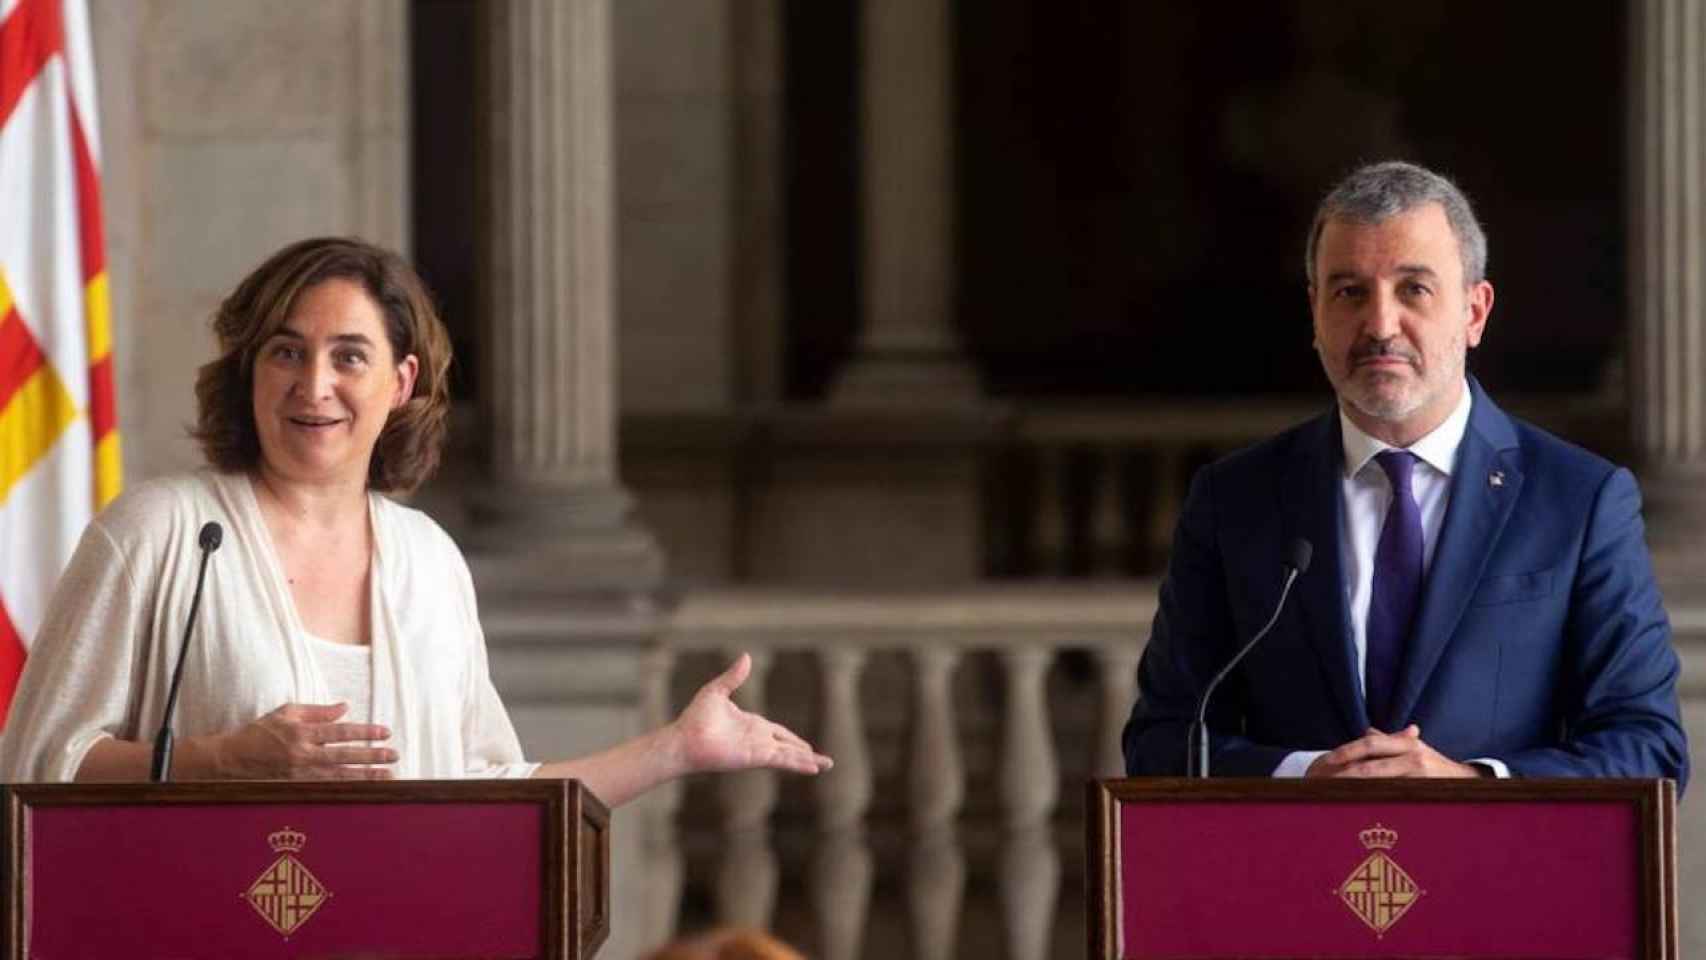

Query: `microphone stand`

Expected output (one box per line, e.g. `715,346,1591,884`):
1190,540,1311,778
151,522,223,783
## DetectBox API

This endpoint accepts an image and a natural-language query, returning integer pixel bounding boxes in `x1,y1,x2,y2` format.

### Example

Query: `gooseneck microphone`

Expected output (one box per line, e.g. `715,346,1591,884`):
1190,537,1313,778
151,521,223,783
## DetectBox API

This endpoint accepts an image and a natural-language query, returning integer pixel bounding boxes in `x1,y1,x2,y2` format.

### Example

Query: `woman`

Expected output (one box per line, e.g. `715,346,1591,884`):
0,237,829,803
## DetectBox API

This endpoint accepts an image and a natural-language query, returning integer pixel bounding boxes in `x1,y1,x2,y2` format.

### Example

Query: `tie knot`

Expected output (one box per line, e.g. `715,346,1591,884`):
1375,449,1418,495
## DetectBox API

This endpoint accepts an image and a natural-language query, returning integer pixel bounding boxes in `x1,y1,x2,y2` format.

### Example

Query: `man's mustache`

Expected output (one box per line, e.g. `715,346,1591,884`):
1350,338,1420,365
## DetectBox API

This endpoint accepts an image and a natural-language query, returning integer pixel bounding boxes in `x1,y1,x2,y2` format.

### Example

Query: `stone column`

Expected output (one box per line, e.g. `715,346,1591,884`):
831,0,979,406
476,0,661,587
1629,7,1706,956
1629,0,1706,584
476,4,664,959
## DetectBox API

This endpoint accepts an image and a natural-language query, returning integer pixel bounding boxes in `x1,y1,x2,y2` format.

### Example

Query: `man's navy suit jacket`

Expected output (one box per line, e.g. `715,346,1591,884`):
1122,379,1690,788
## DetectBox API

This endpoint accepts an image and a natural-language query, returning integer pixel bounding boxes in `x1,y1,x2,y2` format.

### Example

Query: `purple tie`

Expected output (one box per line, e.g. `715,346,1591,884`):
1366,450,1422,732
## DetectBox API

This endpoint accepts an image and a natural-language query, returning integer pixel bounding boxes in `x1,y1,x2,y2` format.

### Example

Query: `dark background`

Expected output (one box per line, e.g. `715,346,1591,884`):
415,1,1627,404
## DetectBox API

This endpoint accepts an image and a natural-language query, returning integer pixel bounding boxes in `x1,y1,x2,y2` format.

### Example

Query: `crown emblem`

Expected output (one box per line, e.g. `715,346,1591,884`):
245,826,330,937
1358,824,1398,850
1336,823,1422,937
267,828,307,854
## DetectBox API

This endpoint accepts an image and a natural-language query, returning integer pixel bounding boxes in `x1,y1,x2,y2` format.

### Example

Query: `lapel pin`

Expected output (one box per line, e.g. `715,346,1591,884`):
1489,471,1505,488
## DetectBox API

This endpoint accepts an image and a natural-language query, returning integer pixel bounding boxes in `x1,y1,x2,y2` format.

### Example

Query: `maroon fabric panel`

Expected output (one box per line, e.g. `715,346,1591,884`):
1119,800,1638,959
28,801,544,958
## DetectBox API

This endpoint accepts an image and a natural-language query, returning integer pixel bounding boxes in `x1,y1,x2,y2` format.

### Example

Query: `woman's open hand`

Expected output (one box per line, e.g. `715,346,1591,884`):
666,654,833,777
212,702,398,780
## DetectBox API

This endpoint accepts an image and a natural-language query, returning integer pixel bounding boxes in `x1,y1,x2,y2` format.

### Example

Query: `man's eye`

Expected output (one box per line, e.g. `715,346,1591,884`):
1404,282,1431,297
1333,286,1364,300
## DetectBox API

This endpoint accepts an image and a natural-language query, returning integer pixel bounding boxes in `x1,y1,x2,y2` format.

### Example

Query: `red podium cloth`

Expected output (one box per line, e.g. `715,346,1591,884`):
28,801,544,958
1120,800,1637,958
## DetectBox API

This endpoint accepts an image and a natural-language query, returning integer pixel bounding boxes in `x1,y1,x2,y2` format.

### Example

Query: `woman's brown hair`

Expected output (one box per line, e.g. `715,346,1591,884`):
642,928,805,960
191,237,452,494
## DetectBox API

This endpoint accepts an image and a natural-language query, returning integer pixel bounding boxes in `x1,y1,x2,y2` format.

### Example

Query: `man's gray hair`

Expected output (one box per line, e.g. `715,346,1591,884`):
1305,161,1488,289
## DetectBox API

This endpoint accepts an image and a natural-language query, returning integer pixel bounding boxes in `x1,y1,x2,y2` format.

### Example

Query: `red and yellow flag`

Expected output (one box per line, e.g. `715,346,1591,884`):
0,0,120,724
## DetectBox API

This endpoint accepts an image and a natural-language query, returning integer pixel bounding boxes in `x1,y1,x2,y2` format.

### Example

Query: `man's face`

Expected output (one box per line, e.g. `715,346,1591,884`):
1309,202,1493,446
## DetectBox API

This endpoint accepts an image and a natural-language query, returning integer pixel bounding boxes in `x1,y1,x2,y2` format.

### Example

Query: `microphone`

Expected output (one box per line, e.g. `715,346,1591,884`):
1190,538,1313,778
151,521,223,782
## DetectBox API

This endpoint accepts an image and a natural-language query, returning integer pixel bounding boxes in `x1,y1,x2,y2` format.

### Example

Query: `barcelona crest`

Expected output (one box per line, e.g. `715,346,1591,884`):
244,827,331,937
1336,823,1422,936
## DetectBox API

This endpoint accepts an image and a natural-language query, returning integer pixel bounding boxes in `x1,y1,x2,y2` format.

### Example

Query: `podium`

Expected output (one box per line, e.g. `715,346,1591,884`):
1088,778,1677,960
1,779,610,959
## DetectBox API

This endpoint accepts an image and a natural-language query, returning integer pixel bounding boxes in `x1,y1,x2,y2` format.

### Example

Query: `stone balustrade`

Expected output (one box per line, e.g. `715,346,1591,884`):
996,394,1626,577
647,585,1148,959
621,393,1627,585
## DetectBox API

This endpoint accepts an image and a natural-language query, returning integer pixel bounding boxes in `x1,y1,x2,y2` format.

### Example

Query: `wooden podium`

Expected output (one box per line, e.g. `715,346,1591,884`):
1088,778,1678,960
1,779,609,959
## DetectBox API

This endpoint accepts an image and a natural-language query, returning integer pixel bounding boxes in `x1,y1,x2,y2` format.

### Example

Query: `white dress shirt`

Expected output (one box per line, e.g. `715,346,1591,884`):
1273,383,1508,777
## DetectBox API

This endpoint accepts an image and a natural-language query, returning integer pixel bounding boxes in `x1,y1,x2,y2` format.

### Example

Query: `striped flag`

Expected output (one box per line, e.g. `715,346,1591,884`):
0,0,121,725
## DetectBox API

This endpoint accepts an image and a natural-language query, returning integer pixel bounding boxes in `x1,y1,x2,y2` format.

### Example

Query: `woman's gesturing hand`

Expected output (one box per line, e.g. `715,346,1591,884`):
666,654,833,777
213,702,398,780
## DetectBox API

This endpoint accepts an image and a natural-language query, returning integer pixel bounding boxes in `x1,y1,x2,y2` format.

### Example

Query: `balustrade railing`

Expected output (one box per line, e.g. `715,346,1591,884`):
996,394,1624,577
645,585,1155,959
614,394,1623,585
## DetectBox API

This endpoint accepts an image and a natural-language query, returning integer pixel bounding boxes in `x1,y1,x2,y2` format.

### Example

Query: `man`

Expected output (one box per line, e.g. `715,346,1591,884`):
1122,161,1689,786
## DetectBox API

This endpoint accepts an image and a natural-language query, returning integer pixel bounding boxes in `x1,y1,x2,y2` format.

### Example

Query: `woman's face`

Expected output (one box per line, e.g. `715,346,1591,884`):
250,279,418,488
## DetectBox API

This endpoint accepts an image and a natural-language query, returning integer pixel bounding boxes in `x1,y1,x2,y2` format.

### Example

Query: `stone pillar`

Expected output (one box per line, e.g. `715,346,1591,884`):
1629,7,1706,956
476,0,661,588
476,4,664,959
831,0,980,406
1630,0,1706,584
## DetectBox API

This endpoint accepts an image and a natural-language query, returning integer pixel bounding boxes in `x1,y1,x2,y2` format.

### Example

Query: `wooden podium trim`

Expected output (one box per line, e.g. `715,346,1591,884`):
1,778,610,960
1086,777,1676,960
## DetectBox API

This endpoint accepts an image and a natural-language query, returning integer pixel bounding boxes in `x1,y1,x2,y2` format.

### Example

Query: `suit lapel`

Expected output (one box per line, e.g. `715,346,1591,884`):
1283,411,1365,739
1391,379,1523,725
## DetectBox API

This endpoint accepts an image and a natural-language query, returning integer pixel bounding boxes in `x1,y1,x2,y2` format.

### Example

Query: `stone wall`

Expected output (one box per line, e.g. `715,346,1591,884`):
91,0,408,481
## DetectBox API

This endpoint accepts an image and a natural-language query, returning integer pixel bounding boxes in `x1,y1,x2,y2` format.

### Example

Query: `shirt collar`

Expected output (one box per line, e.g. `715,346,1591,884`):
1339,380,1474,480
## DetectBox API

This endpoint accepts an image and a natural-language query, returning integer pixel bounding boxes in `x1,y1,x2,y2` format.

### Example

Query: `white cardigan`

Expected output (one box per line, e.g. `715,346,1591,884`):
0,470,537,782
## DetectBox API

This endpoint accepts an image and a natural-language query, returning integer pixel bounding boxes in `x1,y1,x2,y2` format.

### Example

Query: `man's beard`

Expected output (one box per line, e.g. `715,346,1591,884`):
1344,372,1430,423
1325,336,1464,426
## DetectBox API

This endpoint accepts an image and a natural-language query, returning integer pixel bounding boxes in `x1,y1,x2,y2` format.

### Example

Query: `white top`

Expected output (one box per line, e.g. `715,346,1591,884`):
1273,383,1508,777
0,470,538,782
307,633,373,727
